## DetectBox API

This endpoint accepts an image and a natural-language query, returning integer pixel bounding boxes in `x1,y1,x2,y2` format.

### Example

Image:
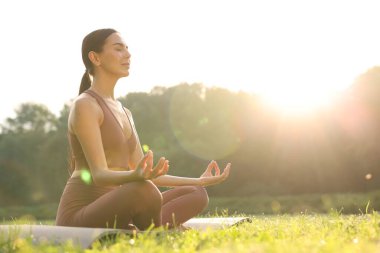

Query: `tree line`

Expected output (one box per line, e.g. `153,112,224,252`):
1,67,380,205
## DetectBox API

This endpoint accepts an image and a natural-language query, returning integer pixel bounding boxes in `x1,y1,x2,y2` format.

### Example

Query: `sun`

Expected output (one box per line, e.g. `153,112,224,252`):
239,59,358,116
251,77,347,116
258,85,335,115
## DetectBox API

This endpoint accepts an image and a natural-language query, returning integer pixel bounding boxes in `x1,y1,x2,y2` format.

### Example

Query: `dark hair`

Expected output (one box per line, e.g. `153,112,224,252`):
78,28,118,95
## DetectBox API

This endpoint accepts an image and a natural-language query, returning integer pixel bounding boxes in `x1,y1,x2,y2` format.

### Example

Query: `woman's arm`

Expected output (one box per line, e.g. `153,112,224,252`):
70,96,168,186
151,175,201,187
152,161,231,187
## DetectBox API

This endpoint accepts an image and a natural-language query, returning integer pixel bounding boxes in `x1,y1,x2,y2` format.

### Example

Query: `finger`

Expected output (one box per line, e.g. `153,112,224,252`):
156,160,169,177
222,163,231,178
208,161,219,176
206,160,215,175
151,157,165,177
154,157,166,171
134,167,144,178
163,163,169,175
137,153,149,169
146,151,153,170
142,151,153,176
206,160,214,171
142,164,152,178
222,163,230,174
214,161,221,176
162,161,169,175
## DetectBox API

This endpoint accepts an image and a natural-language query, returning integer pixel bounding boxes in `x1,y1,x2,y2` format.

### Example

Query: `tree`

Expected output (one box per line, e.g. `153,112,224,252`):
1,103,57,134
0,103,68,204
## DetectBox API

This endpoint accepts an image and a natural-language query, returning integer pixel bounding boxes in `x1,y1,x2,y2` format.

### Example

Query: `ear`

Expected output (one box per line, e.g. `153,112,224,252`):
88,51,101,67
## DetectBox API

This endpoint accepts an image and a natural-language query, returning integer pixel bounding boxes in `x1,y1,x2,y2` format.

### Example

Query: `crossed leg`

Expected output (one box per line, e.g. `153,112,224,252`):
59,182,208,230
161,186,209,228
70,181,163,230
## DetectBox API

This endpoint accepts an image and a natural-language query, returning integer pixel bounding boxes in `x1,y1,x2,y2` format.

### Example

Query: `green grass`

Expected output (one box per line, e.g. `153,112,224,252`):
2,213,380,252
1,191,380,252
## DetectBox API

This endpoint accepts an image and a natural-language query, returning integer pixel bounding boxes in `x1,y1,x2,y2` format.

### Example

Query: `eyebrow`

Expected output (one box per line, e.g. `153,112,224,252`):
113,42,128,48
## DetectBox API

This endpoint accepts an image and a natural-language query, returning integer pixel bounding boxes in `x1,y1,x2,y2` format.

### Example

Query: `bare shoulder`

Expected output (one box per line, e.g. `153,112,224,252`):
68,93,103,132
73,93,100,109
120,103,132,115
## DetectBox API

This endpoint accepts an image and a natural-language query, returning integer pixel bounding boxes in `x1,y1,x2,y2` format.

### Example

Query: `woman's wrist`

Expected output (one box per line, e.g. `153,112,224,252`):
124,169,145,182
198,177,205,186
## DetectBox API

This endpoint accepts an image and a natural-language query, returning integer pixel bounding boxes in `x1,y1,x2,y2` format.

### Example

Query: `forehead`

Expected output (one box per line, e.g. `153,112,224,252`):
105,32,127,47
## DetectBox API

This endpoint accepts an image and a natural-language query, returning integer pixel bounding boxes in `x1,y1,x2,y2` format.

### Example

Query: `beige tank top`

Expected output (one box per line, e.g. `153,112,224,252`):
69,90,137,173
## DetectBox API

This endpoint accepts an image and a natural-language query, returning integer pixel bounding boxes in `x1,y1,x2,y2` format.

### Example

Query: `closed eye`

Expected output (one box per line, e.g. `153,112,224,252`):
113,42,128,50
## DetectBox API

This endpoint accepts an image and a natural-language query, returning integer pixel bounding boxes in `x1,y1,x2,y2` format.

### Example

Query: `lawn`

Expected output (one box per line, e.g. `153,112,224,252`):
2,212,380,253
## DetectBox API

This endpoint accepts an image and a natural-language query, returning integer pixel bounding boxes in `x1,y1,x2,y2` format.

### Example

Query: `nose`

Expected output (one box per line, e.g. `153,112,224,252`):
125,48,131,59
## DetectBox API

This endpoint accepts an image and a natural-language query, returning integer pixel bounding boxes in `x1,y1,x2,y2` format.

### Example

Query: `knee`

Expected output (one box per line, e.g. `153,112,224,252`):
194,185,209,210
133,181,163,207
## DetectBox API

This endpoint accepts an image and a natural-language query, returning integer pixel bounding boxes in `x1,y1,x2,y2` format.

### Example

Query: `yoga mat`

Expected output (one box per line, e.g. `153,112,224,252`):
184,217,252,230
0,217,251,248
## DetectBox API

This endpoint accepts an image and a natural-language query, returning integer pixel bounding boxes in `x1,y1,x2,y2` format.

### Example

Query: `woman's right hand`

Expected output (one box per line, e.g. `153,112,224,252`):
133,150,169,180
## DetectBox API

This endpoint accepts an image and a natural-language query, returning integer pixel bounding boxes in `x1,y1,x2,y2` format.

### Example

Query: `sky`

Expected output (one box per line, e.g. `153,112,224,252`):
0,0,380,122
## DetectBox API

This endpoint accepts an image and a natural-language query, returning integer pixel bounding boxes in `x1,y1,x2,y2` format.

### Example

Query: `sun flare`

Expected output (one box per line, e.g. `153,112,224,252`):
244,63,358,115
258,86,336,115
251,78,349,115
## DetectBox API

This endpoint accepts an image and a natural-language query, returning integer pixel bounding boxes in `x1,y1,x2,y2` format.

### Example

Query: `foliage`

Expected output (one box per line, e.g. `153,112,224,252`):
0,103,69,205
1,103,57,134
1,67,380,206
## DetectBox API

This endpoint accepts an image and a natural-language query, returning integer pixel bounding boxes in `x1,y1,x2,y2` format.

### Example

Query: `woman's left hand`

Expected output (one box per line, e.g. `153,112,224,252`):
199,161,231,187
133,150,169,180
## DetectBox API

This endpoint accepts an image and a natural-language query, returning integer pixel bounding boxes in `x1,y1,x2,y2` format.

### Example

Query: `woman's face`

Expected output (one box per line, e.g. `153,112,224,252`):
96,32,131,78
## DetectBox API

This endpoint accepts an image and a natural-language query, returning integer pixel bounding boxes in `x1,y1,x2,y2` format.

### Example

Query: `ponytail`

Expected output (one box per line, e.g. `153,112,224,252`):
79,28,117,95
79,70,91,95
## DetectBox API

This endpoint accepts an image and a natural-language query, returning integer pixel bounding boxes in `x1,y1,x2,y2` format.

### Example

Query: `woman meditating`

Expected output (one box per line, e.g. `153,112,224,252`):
55,28,231,230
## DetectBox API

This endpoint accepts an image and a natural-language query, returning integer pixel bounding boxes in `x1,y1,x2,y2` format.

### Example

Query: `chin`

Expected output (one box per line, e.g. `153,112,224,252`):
119,71,130,78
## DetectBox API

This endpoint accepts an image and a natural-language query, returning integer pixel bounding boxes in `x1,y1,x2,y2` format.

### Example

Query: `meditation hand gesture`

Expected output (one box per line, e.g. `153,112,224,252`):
134,150,169,180
199,160,231,187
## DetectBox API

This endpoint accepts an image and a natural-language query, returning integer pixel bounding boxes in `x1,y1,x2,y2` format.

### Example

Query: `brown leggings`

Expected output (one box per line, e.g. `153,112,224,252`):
56,179,208,230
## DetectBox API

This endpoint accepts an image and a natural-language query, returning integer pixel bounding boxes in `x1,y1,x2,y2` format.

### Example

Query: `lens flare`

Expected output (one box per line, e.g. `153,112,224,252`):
169,86,241,160
80,169,92,184
142,144,150,153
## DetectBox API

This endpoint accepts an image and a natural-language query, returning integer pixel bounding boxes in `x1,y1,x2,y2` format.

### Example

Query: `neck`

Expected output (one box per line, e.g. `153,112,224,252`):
90,72,119,100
